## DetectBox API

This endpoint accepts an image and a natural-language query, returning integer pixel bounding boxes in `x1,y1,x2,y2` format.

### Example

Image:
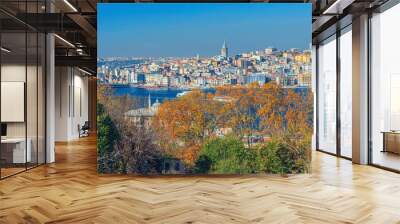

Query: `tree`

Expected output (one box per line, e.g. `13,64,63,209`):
254,141,283,174
197,136,256,174
193,155,212,174
284,88,313,137
114,121,163,174
254,138,311,174
152,83,313,171
152,90,207,165
98,84,163,174
218,84,263,148
98,84,134,124
97,102,120,173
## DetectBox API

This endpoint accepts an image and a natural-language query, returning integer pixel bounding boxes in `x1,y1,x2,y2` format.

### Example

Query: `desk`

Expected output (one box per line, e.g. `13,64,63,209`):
381,131,400,154
1,138,31,163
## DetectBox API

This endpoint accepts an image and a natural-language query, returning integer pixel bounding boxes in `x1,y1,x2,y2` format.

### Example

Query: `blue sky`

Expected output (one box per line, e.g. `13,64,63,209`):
98,3,311,58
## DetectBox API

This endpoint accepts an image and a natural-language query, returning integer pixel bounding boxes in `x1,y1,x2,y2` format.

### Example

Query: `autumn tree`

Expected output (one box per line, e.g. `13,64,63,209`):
215,84,263,148
97,84,163,174
152,90,207,165
114,120,163,174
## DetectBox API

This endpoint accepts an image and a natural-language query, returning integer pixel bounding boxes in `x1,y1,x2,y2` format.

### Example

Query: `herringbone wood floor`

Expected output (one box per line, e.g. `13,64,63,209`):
1,136,400,224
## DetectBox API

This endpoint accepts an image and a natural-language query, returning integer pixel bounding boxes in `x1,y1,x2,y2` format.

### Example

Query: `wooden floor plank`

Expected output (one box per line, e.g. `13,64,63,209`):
1,135,400,223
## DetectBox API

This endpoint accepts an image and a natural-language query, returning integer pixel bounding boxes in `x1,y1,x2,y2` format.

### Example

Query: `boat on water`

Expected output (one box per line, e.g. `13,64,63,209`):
177,91,191,97
128,84,168,90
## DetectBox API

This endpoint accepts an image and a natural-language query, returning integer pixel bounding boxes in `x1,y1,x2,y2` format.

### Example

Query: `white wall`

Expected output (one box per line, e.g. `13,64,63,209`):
55,66,69,141
72,73,89,138
55,67,89,141
1,65,39,138
1,64,26,138
1,63,46,164
1,64,26,81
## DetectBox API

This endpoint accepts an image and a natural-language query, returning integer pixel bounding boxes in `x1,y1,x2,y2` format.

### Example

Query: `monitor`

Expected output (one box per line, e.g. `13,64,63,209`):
1,123,7,137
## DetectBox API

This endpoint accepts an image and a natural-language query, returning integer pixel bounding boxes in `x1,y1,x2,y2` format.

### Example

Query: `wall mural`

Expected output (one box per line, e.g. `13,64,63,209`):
97,3,313,175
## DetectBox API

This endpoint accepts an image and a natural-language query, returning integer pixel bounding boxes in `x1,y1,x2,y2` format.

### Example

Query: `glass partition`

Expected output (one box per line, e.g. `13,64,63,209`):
317,35,337,154
1,30,28,177
370,3,400,171
339,26,352,158
0,1,46,179
38,32,45,165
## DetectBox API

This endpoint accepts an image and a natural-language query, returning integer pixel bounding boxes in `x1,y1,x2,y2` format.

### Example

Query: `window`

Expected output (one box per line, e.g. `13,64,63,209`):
370,3,400,171
339,26,352,158
318,35,337,154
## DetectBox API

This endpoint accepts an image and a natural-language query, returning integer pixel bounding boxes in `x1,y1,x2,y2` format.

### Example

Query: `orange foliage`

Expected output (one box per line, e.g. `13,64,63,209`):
152,83,313,165
152,90,209,164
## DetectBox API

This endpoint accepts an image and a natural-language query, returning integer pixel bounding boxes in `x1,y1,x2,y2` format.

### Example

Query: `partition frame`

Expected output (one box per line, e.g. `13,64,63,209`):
0,1,48,180
367,0,400,173
315,23,353,161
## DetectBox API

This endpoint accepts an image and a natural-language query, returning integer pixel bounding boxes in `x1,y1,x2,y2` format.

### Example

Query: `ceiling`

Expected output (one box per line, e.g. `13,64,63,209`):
0,0,97,74
311,0,390,43
0,0,393,73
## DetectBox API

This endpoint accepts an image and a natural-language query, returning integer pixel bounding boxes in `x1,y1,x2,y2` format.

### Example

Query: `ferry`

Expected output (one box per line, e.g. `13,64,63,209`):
177,91,191,97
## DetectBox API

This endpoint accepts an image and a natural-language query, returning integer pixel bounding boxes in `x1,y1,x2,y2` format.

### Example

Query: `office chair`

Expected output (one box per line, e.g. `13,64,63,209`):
79,121,90,138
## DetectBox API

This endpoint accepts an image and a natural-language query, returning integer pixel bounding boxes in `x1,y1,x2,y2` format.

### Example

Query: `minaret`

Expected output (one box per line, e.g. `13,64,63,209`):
221,41,228,58
148,94,151,109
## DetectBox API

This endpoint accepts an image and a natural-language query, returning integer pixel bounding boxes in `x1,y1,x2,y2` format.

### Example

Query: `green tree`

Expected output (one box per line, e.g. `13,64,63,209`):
275,141,310,173
254,142,283,174
255,138,310,174
97,102,120,173
197,136,256,174
193,155,212,174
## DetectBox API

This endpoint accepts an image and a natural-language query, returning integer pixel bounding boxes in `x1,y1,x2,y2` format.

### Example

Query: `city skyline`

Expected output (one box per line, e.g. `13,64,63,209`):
98,44,312,89
98,43,302,60
98,3,311,58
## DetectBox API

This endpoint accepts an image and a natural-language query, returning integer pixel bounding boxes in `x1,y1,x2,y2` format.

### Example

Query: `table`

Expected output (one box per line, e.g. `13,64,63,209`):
381,131,400,154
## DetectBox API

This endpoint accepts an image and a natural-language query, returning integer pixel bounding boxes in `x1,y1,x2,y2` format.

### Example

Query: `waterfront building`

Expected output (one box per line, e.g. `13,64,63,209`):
245,73,270,85
125,96,161,128
298,73,312,87
161,76,170,87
